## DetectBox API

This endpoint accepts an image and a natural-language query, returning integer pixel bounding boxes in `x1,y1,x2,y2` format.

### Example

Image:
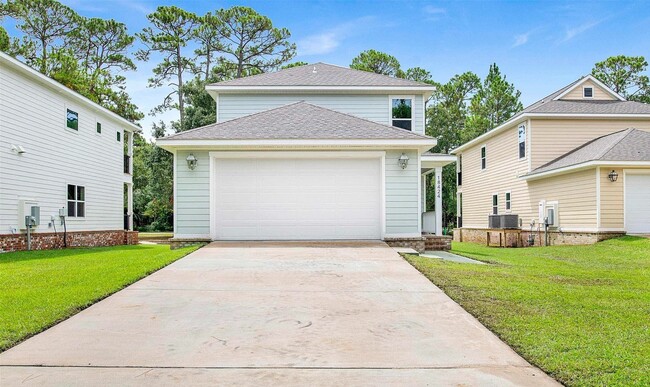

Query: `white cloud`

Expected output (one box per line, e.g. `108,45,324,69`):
297,16,376,56
298,32,340,56
423,5,446,15
513,32,531,47
562,21,601,42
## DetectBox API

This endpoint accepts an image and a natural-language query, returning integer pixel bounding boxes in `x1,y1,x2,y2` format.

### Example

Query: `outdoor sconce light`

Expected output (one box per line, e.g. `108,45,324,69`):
398,153,409,169
186,153,198,170
608,169,618,182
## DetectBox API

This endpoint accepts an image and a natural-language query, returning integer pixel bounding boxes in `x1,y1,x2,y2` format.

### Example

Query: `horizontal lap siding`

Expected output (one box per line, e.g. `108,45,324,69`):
174,150,421,238
460,122,530,228
175,150,210,236
0,64,128,233
385,150,419,234
218,94,426,135
527,169,597,229
530,119,650,169
560,81,616,100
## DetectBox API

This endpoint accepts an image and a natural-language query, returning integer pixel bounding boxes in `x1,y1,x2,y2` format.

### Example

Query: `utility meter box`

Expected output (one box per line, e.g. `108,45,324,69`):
18,200,40,229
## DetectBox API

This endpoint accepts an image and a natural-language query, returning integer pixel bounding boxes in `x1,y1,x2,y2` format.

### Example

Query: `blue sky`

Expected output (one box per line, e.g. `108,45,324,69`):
11,1,650,135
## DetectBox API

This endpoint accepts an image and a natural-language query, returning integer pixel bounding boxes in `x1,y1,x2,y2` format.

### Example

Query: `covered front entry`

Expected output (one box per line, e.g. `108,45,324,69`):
211,152,383,240
625,171,650,233
420,153,457,236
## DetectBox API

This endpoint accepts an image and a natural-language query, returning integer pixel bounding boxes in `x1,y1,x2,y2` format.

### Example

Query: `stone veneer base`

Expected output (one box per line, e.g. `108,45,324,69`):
453,227,625,247
0,230,139,253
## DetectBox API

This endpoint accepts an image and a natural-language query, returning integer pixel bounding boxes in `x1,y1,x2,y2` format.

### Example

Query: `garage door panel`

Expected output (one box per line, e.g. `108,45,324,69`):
213,157,382,240
625,174,650,233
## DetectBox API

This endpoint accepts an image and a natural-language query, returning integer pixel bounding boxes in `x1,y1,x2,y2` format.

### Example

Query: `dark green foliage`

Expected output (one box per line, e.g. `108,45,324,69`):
592,55,650,103
0,26,9,51
350,49,403,77
282,61,308,69
214,6,296,78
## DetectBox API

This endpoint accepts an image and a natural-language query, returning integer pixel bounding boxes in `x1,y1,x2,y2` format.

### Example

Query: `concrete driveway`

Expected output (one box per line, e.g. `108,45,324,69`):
0,241,557,386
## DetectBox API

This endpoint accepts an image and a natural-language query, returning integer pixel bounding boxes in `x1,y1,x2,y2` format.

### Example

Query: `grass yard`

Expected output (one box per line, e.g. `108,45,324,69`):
0,244,198,351
406,236,650,387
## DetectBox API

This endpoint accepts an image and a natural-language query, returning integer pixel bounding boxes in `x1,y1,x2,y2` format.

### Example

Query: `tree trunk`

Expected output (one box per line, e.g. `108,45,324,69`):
177,45,184,130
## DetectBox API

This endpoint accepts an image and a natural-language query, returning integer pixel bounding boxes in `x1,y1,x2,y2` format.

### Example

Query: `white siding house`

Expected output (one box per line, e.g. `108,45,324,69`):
0,52,139,251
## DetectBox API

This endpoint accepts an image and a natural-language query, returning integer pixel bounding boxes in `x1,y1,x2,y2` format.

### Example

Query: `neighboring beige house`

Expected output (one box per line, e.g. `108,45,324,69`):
452,75,650,246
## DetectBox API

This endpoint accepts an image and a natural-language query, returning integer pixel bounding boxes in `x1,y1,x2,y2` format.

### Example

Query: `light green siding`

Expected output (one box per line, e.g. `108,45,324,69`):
218,94,426,135
175,150,210,237
174,150,421,238
385,150,420,235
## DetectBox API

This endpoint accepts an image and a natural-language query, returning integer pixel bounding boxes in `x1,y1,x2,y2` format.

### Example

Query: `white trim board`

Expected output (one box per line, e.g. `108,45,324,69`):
522,161,650,181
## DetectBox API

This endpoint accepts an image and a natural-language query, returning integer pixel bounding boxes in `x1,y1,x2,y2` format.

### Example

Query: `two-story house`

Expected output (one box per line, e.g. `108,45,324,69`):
452,75,650,246
157,63,455,251
0,52,139,252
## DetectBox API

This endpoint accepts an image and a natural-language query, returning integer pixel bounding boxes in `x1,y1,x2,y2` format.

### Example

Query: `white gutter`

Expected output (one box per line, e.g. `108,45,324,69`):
156,138,437,153
522,160,650,181
0,52,141,133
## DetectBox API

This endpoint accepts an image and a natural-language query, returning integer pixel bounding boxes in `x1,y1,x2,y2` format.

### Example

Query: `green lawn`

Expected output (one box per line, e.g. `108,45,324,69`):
0,244,197,351
406,236,650,387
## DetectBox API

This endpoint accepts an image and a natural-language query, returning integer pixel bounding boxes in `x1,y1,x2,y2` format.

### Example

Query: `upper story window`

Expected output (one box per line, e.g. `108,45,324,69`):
117,131,121,142
391,97,412,130
481,146,486,170
518,124,526,159
67,184,85,217
66,109,78,130
583,87,593,98
97,122,102,134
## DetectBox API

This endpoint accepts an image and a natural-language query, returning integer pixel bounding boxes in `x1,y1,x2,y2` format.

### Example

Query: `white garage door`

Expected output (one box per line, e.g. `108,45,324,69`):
625,173,650,233
213,156,382,240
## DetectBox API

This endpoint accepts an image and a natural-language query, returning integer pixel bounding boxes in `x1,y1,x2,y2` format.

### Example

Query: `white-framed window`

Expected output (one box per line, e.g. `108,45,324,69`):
583,86,593,98
492,193,498,215
505,191,512,212
481,146,487,170
518,124,526,159
66,108,79,130
67,184,85,218
390,96,413,130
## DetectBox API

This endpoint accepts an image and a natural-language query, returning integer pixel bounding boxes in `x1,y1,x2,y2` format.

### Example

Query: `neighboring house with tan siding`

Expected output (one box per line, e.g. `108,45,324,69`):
452,75,650,246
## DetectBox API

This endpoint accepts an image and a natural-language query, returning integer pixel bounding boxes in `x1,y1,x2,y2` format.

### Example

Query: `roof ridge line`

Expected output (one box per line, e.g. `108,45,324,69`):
597,128,636,160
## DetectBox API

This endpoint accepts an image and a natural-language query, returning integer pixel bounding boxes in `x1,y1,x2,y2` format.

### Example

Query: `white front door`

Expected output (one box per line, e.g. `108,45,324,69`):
212,154,382,240
625,172,650,233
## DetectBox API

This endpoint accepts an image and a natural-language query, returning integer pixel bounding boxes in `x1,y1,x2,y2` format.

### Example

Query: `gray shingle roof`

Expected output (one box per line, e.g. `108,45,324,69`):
160,102,433,141
208,63,432,88
518,76,650,115
529,128,650,175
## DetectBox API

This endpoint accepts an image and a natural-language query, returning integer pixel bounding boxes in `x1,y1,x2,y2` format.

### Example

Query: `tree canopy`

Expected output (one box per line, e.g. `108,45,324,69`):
350,49,403,77
592,55,650,103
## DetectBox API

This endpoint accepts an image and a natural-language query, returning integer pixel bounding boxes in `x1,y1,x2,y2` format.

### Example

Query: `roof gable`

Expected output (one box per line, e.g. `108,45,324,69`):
159,102,434,141
553,75,625,101
207,63,433,89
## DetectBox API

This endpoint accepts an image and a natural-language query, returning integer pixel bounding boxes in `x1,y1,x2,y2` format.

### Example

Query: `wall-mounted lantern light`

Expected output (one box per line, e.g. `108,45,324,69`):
398,153,409,169
608,169,618,182
186,153,198,170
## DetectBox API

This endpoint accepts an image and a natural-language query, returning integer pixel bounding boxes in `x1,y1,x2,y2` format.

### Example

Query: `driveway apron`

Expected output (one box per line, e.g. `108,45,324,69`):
0,241,558,386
